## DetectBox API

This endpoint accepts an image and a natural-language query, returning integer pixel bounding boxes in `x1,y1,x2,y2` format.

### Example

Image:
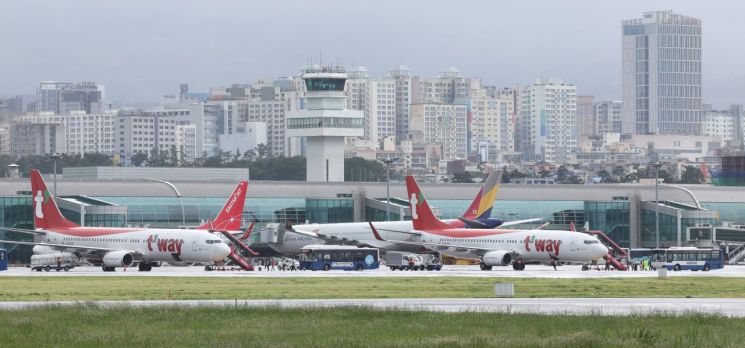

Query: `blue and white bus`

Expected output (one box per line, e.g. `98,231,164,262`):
298,245,380,271
651,247,724,271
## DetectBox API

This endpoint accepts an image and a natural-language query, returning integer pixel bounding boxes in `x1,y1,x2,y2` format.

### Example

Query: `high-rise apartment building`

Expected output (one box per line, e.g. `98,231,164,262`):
622,10,702,135
577,95,595,140
595,101,623,135
458,89,515,157
388,66,412,144
344,67,397,143
14,111,116,157
517,79,577,164
409,104,468,160
36,81,104,114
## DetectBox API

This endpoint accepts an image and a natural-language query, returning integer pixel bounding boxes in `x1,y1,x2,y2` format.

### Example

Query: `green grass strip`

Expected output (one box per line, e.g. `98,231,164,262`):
0,305,742,347
1,276,745,301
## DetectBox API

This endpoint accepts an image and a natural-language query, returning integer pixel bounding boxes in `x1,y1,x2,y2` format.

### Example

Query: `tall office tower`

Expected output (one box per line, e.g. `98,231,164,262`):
409,103,468,160
59,82,105,114
577,95,595,140
730,105,745,148
37,81,72,113
388,66,412,144
622,10,702,135
517,79,577,164
595,101,623,135
286,66,364,181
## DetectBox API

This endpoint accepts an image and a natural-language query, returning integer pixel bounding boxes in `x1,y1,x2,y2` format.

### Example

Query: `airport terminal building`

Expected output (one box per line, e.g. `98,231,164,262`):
2,167,745,262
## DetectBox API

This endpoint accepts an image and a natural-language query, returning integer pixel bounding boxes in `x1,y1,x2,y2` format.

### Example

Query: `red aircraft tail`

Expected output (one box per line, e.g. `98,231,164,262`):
30,169,79,229
196,180,248,231
405,176,451,231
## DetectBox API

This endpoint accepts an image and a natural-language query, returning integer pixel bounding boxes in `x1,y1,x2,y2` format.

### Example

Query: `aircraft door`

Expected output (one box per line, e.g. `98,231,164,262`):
192,239,198,251
570,240,577,252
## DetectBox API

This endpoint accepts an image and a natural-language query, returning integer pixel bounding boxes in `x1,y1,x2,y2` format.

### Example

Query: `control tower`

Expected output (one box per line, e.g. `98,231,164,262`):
286,66,364,182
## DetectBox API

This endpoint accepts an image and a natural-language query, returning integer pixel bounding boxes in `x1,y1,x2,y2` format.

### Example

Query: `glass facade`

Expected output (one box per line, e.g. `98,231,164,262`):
305,78,346,92
287,117,363,129
306,199,354,224
701,203,745,225
585,201,631,247
0,197,34,263
366,206,402,222
641,208,718,247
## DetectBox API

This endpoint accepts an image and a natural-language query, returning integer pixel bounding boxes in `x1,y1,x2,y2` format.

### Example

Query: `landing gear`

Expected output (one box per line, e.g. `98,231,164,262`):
101,265,116,272
479,262,493,271
138,262,153,272
512,260,525,271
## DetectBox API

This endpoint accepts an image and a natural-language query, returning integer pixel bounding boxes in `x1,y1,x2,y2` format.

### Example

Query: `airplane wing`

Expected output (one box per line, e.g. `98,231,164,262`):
367,222,496,256
0,226,46,235
499,218,543,227
288,226,379,248
0,239,137,255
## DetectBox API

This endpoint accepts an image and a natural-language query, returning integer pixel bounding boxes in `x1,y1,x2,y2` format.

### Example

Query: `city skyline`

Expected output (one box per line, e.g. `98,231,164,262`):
2,1,744,107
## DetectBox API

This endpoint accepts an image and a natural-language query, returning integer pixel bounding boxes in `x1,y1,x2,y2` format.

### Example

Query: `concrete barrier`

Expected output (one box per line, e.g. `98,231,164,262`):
494,282,514,297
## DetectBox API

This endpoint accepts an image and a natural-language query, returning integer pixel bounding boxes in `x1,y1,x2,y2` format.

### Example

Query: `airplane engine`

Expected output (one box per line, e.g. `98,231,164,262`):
102,250,134,267
482,250,512,266
32,245,58,255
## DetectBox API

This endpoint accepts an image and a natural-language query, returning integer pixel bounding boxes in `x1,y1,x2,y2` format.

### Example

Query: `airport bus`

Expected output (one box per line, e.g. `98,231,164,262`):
623,248,653,263
650,247,724,271
298,245,380,271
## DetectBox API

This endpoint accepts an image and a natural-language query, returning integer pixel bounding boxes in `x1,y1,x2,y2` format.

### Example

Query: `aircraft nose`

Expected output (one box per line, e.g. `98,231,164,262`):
214,243,231,261
596,244,609,259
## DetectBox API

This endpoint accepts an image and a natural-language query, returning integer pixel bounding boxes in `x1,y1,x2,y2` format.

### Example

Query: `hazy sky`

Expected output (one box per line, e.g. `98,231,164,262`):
2,0,743,107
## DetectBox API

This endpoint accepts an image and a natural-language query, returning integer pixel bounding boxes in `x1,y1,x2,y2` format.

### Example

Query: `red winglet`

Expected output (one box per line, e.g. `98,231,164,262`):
240,222,255,240
368,222,385,241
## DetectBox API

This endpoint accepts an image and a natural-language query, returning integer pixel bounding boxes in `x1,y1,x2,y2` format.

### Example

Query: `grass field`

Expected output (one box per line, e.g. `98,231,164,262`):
2,276,745,301
0,305,742,347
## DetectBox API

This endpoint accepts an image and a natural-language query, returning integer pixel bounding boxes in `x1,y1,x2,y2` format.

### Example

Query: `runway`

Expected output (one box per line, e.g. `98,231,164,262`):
3,264,745,278
2,298,745,317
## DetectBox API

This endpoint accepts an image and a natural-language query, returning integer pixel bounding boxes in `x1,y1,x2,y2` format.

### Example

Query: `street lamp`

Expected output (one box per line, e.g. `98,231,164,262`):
652,161,663,249
381,157,400,221
50,153,60,197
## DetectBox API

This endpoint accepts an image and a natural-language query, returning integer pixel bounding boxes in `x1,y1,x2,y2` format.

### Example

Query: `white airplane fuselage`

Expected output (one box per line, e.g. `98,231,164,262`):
420,229,608,264
272,220,458,255
39,228,231,263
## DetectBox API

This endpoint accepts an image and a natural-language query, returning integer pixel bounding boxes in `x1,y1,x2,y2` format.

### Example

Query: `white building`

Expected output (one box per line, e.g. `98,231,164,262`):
703,108,736,143
13,111,117,157
415,67,476,104
517,79,577,163
629,134,720,161
409,104,468,161
622,11,702,135
116,109,191,158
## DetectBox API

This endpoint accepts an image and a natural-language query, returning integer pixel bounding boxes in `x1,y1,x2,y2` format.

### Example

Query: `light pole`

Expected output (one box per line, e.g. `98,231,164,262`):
50,153,60,197
652,161,662,249
381,157,399,221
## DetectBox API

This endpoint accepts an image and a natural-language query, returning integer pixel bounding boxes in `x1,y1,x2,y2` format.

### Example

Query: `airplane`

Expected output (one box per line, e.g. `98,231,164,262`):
279,170,541,254
0,170,236,272
367,176,608,271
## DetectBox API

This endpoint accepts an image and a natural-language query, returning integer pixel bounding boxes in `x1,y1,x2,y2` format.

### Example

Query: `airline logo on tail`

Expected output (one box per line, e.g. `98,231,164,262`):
34,190,49,218
224,186,243,215
409,192,423,220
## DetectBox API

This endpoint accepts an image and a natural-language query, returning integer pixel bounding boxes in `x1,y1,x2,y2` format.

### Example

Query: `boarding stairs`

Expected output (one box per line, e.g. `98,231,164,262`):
227,246,254,271
727,243,745,264
218,230,259,257
587,230,628,271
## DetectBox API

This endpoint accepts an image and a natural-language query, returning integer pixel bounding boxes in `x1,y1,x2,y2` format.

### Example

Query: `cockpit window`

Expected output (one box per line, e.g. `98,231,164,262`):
583,240,600,244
